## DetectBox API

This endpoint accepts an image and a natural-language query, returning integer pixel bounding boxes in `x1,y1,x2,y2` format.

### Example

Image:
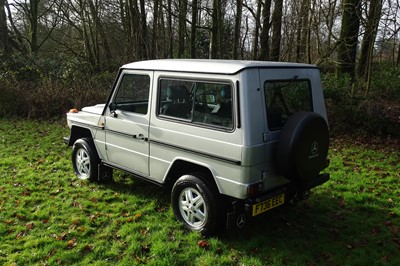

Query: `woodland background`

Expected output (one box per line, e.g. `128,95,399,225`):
0,0,400,136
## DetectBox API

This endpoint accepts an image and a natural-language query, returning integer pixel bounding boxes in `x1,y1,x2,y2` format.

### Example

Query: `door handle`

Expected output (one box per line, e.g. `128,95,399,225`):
133,134,147,141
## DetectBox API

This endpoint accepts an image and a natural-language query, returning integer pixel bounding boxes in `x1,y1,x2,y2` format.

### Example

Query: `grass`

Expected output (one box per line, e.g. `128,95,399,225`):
0,119,399,265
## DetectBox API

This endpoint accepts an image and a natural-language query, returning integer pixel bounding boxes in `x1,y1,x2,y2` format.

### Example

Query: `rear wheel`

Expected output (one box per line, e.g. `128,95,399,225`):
171,174,220,235
72,138,99,181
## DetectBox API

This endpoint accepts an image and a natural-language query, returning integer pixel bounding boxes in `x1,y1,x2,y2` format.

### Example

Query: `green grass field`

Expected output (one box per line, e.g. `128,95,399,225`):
1,119,399,265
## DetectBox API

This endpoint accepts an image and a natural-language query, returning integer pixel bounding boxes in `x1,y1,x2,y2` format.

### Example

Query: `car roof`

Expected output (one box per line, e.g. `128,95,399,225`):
121,59,317,75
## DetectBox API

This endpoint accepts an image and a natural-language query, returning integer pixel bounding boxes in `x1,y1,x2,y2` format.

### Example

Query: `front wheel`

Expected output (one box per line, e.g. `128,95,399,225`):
72,138,99,181
171,174,220,235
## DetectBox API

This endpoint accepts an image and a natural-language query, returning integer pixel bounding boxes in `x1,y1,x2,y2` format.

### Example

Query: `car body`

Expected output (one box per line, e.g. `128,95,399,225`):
65,59,330,235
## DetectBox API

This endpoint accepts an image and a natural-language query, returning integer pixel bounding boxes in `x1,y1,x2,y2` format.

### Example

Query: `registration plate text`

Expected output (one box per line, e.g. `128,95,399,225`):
252,193,285,216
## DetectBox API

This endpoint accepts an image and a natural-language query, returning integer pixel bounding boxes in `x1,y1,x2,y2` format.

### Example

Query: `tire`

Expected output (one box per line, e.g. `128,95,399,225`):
276,112,329,182
72,138,100,181
171,174,220,235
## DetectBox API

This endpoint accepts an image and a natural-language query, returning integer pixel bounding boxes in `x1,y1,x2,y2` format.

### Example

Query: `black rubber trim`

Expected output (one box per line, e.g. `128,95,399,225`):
105,129,149,142
150,140,241,166
102,162,163,187
236,80,241,129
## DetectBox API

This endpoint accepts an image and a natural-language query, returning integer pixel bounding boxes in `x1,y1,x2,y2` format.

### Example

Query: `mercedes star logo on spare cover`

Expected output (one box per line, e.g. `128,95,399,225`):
311,141,319,155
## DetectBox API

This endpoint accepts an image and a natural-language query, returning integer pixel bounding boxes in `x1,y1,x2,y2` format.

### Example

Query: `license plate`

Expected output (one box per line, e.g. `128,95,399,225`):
252,193,285,216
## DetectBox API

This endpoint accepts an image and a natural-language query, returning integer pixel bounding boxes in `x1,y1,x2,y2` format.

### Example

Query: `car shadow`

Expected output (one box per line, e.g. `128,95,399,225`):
96,173,399,265
218,192,399,265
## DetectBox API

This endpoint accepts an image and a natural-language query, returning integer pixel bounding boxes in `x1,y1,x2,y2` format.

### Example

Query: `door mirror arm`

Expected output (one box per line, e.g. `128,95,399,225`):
109,103,118,117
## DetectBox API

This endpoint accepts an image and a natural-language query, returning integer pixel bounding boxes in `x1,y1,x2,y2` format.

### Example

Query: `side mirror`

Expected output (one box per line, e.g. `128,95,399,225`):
109,102,118,117
109,102,117,112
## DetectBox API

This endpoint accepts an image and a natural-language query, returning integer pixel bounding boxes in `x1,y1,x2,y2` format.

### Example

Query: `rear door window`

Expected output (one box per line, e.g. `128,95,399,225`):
264,79,312,130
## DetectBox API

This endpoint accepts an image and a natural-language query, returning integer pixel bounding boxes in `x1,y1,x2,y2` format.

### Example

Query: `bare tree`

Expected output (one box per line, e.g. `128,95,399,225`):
357,0,382,82
337,0,361,82
270,0,283,61
233,0,242,59
296,0,310,63
258,0,271,60
0,0,11,57
178,0,187,58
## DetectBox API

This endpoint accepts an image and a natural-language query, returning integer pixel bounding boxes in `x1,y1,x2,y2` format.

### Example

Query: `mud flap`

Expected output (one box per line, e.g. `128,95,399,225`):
98,164,113,183
226,201,247,229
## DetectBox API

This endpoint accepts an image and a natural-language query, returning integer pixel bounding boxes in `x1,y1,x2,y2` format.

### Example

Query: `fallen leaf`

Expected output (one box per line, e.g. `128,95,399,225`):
45,249,57,260
82,244,94,253
140,228,149,235
71,201,83,210
198,240,209,249
141,245,151,254
67,238,77,249
16,231,24,239
26,222,35,231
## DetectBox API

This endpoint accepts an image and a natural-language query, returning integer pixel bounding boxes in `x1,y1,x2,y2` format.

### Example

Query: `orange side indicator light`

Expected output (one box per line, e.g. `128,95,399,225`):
69,108,79,113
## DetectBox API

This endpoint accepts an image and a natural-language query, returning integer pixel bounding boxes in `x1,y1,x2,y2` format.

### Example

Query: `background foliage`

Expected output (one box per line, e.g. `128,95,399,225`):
0,0,400,136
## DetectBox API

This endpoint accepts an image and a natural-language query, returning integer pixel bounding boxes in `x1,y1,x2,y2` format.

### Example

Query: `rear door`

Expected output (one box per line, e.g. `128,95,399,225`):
104,70,153,176
259,68,316,136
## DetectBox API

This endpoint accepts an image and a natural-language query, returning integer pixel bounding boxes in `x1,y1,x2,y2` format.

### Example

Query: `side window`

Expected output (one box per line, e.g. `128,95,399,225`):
159,79,193,119
158,78,233,129
192,82,233,129
264,79,312,130
113,73,150,114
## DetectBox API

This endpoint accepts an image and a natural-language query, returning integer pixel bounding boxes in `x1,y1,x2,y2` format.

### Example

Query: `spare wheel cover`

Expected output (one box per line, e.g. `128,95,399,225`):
276,111,329,181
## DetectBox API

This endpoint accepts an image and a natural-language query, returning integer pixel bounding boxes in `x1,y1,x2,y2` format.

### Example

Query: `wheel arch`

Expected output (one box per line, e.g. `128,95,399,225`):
67,126,93,146
164,159,220,193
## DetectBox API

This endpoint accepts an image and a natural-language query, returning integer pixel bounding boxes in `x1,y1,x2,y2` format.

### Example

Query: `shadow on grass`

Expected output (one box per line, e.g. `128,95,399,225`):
95,173,399,265
220,192,400,265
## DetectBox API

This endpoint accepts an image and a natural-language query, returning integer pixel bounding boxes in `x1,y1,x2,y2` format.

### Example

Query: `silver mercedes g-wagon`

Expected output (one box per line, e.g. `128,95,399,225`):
64,59,330,235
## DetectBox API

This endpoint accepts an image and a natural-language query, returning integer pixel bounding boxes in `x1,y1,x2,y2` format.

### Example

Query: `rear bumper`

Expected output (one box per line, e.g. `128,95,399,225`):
226,173,330,229
245,173,329,212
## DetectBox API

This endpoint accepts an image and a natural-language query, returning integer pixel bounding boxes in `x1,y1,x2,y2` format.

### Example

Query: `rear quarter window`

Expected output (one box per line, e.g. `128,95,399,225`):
264,79,312,130
158,78,234,130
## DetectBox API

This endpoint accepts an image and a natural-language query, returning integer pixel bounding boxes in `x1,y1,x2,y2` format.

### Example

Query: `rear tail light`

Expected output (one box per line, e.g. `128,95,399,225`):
247,181,263,197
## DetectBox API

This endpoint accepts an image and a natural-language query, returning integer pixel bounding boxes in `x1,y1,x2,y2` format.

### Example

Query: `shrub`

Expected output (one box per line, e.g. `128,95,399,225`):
322,71,400,137
0,56,113,118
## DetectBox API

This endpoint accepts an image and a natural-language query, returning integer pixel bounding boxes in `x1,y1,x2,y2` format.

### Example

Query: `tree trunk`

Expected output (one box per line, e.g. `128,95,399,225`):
88,0,112,67
210,0,220,58
252,0,262,60
166,0,173,58
139,0,148,60
178,0,187,58
357,0,382,81
270,0,283,61
337,0,361,82
151,0,160,59
29,0,39,54
0,0,10,57
233,0,243,59
258,0,271,60
296,0,310,62
78,0,96,68
190,0,198,58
